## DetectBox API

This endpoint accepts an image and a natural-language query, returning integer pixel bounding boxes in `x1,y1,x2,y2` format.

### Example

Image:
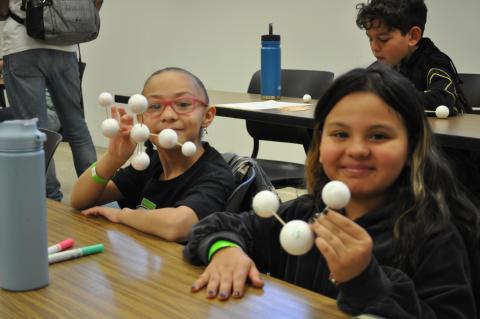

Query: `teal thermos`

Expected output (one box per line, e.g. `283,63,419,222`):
0,119,49,291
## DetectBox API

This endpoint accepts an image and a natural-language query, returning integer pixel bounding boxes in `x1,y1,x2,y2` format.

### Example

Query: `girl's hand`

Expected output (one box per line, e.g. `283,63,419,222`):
191,247,264,300
107,106,137,163
310,210,372,284
81,206,123,223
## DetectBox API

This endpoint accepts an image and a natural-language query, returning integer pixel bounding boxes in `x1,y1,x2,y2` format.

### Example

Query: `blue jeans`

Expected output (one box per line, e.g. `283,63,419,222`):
3,49,97,201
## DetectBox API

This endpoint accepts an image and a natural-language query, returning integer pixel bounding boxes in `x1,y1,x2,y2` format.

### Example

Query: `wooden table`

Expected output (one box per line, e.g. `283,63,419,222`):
116,90,480,151
0,200,348,319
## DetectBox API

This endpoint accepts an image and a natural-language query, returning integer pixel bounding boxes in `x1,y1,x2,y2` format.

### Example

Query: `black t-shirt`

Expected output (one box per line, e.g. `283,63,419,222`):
112,143,235,220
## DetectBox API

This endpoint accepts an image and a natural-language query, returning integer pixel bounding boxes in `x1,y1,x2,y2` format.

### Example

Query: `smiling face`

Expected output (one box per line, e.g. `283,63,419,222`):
319,91,408,203
366,20,420,67
142,71,214,147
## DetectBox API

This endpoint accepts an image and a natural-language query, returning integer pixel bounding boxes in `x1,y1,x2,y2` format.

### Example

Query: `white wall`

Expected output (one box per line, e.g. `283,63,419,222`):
81,0,480,164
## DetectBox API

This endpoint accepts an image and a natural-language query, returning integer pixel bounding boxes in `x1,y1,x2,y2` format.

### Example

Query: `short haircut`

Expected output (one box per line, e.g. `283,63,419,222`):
356,0,427,35
143,67,209,104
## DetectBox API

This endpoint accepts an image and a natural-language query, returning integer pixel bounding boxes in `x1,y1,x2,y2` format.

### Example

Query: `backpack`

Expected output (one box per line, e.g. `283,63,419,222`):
221,153,276,213
10,0,100,45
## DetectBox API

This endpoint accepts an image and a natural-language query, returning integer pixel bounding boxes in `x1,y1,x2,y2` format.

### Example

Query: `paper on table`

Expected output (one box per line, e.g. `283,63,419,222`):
216,100,312,111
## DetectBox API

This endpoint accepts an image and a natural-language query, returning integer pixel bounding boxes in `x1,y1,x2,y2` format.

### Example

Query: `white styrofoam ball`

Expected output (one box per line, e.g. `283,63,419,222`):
127,94,148,114
98,92,114,107
435,105,449,119
131,152,150,171
302,94,312,103
130,124,150,144
321,180,351,210
252,190,280,218
101,118,120,138
279,220,315,256
158,128,178,149
181,141,197,157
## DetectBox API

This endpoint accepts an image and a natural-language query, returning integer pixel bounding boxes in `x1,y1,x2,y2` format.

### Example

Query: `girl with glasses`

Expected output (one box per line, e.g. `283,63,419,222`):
71,67,235,242
184,66,479,318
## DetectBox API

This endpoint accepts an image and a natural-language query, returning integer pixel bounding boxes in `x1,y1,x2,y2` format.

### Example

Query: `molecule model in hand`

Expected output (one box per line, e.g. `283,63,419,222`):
252,180,351,256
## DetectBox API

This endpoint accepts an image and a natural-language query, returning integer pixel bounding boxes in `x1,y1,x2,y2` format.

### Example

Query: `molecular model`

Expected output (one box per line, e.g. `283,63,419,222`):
252,180,351,256
302,94,312,103
435,105,449,119
98,92,197,171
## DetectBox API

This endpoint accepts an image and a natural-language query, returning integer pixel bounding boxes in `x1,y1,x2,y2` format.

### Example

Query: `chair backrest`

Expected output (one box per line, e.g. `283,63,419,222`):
248,69,334,99
0,107,14,122
222,152,275,213
459,73,480,111
39,128,62,172
246,69,334,157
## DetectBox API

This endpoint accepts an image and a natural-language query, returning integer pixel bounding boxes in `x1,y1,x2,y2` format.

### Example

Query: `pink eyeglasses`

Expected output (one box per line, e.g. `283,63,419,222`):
145,96,208,115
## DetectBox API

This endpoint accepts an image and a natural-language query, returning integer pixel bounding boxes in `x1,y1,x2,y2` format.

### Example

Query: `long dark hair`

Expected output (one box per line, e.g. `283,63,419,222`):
305,66,479,271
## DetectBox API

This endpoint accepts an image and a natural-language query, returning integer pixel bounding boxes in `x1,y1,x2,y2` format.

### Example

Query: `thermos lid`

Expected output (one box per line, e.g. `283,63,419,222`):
0,119,46,152
262,23,280,41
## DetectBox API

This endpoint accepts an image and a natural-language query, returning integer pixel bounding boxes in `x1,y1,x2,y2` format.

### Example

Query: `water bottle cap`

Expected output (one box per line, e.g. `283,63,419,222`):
0,119,46,152
262,23,280,42
261,34,280,41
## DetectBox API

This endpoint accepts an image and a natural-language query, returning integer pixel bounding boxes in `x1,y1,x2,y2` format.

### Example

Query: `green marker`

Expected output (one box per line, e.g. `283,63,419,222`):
48,244,104,264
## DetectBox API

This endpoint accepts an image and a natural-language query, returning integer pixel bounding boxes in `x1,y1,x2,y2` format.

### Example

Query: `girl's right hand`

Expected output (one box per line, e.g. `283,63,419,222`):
191,247,264,300
107,106,137,163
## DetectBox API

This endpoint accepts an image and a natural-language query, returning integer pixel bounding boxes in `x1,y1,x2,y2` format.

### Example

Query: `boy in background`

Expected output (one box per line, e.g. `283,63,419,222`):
356,0,470,115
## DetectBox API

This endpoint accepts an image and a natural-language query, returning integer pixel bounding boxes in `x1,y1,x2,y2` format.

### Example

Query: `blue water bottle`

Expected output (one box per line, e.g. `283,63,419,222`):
261,23,281,99
0,119,49,291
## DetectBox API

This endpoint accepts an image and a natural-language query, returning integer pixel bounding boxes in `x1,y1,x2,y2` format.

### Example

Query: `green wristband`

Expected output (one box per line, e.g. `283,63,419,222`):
208,240,240,261
90,162,109,185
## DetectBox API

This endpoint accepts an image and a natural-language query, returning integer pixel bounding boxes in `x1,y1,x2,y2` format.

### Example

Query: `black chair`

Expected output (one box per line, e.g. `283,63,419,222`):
0,107,14,122
0,82,6,108
39,128,62,172
222,152,275,213
459,73,480,113
246,69,334,188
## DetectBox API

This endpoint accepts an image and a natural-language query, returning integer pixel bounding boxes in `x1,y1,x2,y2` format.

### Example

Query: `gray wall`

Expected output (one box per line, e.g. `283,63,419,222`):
81,0,480,164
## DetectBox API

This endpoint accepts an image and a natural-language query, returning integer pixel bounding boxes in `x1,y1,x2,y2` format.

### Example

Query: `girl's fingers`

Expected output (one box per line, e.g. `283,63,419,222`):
231,266,249,298
205,271,220,299
218,272,233,300
314,236,339,261
192,271,210,293
311,222,347,254
322,210,369,240
248,264,264,288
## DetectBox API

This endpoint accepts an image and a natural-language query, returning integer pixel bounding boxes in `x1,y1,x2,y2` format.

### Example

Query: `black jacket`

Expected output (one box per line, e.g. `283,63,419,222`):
184,195,477,318
399,37,470,114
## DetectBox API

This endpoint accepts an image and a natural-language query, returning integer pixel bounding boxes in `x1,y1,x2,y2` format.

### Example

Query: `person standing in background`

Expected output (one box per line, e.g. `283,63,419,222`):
0,0,103,201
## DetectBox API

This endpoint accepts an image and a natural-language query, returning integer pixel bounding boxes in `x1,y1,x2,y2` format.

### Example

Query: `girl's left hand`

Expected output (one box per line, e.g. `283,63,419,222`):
81,206,123,223
310,210,373,284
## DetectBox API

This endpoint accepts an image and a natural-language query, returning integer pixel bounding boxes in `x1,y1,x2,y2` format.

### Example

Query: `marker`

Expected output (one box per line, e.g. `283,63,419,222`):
48,238,75,254
48,244,104,264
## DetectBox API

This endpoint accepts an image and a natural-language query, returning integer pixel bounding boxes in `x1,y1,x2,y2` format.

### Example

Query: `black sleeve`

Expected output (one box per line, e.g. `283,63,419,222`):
337,227,476,318
183,197,311,266
183,211,261,265
112,165,147,206
175,169,235,220
420,66,458,112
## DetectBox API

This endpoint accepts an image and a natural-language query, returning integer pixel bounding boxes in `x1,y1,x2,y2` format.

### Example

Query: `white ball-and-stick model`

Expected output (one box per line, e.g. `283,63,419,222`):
99,92,119,138
157,129,197,157
252,180,351,256
302,94,312,103
435,105,449,119
98,92,198,171
125,94,150,171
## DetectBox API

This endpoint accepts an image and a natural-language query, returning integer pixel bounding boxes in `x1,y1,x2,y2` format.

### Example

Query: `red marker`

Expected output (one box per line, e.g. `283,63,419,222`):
48,238,74,254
